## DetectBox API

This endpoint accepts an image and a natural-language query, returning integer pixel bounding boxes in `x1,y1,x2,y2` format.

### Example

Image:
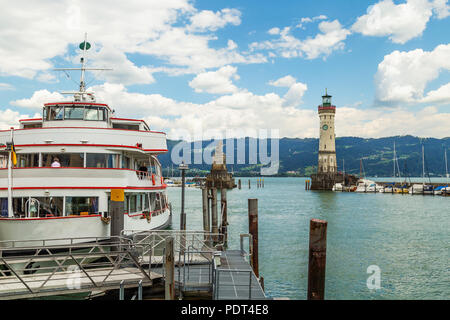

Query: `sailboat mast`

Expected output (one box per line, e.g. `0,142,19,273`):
445,148,448,185
393,142,396,179
422,144,425,187
360,159,362,178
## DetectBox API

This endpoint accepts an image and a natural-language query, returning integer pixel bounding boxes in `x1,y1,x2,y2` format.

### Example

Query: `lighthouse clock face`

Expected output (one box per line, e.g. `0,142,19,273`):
322,124,329,131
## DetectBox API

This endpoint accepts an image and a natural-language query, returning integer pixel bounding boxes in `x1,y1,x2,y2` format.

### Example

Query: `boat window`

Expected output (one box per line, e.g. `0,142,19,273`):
65,197,99,216
64,107,85,120
143,193,149,210
42,153,84,167
154,193,162,211
149,157,161,176
17,154,39,168
47,106,64,121
0,155,7,168
23,123,43,129
161,193,167,209
112,123,140,130
86,153,120,168
85,107,106,121
129,194,137,213
136,194,142,212
122,155,130,169
0,198,7,217
31,197,64,217
8,197,64,218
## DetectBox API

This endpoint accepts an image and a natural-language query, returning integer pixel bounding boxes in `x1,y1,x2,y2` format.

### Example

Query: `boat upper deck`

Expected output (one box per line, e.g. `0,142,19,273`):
0,101,167,155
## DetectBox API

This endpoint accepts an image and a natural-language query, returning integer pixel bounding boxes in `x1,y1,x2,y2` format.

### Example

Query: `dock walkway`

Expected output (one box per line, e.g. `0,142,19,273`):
0,232,265,300
214,250,266,300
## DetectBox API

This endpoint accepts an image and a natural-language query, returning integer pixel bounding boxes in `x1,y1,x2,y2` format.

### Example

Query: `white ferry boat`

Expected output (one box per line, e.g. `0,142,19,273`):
0,38,171,246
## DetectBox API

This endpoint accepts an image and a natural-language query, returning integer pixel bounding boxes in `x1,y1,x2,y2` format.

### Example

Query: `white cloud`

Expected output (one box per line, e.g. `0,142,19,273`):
352,0,434,44
268,28,280,35
189,65,240,94
269,75,297,87
135,27,266,74
0,1,263,84
300,20,351,59
431,0,450,19
375,44,450,104
188,8,241,32
0,109,40,129
336,106,450,138
10,90,66,109
296,15,328,28
10,83,450,139
421,83,450,104
0,83,14,91
269,75,308,107
89,47,155,85
251,20,350,60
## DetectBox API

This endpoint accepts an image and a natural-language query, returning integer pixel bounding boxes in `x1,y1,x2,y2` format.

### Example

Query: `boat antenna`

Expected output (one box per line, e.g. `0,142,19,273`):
53,33,112,101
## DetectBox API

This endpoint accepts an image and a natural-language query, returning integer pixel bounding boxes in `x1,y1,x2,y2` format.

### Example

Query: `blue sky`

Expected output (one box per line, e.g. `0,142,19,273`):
0,0,449,138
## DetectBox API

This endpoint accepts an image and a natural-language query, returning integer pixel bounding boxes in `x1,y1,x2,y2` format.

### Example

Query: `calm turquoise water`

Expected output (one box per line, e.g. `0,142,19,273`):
167,177,449,300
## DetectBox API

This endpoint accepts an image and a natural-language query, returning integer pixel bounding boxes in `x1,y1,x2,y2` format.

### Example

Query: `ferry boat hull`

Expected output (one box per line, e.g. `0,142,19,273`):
0,208,171,248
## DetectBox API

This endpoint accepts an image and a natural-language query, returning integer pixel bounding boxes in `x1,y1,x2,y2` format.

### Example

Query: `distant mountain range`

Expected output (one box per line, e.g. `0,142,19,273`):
158,135,450,177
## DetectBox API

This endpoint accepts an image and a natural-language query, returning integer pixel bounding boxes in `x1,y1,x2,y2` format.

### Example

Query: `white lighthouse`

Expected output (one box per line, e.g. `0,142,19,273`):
318,90,337,174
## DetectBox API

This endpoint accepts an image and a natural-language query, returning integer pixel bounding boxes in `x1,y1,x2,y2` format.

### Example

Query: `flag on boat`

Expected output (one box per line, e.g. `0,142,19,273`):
11,139,17,166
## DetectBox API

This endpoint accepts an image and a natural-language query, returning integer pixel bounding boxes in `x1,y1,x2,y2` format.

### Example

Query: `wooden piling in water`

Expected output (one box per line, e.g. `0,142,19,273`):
202,188,210,236
248,198,259,278
238,179,242,190
249,179,251,189
221,188,228,245
165,236,175,300
211,188,219,239
307,219,328,300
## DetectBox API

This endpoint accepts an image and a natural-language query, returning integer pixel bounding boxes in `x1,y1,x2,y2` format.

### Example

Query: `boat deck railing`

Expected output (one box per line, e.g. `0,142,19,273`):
0,236,156,299
0,231,265,300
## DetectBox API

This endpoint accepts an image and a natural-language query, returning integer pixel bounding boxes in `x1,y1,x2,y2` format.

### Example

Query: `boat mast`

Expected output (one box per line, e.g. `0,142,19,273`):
422,144,425,187
393,141,396,179
79,32,88,92
445,148,448,185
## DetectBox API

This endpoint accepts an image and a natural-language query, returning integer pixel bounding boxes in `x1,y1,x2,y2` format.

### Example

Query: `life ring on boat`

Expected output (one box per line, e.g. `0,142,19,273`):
152,174,155,185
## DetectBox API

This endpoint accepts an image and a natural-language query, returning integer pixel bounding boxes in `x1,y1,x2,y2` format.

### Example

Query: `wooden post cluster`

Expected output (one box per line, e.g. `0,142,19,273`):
307,219,328,300
202,187,228,246
248,198,259,278
220,188,228,245
305,180,311,190
256,178,264,188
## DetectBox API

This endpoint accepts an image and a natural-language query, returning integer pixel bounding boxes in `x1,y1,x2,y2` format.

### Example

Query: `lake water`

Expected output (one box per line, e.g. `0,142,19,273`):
167,177,449,300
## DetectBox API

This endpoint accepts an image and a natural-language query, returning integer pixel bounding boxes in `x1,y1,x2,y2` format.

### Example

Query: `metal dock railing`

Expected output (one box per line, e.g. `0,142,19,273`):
0,231,266,300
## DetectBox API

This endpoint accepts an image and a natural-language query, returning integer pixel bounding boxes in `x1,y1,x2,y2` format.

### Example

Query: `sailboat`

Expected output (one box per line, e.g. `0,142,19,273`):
410,144,433,195
355,158,381,193
434,148,449,195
